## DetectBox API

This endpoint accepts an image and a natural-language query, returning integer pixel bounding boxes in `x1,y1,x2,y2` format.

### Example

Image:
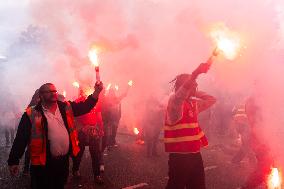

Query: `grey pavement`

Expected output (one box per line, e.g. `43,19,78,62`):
0,132,266,189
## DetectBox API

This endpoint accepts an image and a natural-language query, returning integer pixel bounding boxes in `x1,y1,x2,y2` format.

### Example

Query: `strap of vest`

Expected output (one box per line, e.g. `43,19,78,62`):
64,101,75,130
26,106,36,124
26,106,32,117
64,101,80,156
65,101,72,111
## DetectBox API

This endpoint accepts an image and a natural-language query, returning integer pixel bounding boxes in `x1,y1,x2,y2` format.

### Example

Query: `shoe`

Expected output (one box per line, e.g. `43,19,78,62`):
94,175,104,185
100,165,105,173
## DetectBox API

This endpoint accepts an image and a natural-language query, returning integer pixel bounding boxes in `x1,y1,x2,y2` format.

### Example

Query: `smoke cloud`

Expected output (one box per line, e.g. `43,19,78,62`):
1,0,284,165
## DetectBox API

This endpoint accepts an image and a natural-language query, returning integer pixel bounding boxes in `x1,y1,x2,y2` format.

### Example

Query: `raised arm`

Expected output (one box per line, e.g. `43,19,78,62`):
167,63,212,125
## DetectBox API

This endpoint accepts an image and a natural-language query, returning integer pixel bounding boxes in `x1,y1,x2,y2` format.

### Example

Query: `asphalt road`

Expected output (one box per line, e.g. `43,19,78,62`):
0,132,266,189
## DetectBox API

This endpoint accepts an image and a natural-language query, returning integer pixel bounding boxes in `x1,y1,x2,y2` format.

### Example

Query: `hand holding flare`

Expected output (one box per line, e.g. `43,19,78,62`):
192,49,218,80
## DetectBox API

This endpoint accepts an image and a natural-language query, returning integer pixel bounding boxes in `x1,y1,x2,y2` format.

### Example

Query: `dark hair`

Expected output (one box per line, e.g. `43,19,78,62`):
28,89,40,107
170,74,191,92
39,83,54,94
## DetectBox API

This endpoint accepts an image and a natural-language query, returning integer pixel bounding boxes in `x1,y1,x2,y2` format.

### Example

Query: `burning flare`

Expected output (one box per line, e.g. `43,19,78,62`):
115,85,119,91
268,167,282,189
133,127,139,135
128,80,133,87
210,23,241,60
72,81,80,88
84,88,93,96
106,83,112,91
63,90,66,98
88,47,99,67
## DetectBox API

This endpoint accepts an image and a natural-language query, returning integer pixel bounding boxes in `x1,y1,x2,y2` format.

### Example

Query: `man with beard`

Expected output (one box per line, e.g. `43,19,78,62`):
8,82,103,189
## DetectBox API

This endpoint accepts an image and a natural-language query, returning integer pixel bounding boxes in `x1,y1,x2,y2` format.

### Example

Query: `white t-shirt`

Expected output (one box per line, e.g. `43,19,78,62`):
42,105,70,157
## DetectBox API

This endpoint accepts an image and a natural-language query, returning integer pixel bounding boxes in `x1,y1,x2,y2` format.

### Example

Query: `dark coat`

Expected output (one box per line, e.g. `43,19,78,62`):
8,95,98,166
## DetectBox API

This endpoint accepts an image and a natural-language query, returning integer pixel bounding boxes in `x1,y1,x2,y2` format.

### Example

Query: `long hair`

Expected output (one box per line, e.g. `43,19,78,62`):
169,74,191,92
28,89,40,107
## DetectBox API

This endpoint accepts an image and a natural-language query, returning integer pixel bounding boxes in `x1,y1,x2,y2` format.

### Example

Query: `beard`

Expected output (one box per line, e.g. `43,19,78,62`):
44,94,58,103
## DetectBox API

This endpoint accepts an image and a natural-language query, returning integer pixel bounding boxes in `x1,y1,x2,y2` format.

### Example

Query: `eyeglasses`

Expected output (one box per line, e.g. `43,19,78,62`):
41,90,58,94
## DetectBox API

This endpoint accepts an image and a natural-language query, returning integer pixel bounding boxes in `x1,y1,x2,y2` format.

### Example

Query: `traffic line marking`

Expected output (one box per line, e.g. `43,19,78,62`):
204,165,218,171
122,182,148,189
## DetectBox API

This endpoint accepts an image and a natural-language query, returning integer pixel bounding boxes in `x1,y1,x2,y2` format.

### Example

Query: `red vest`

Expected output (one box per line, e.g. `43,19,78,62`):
164,100,208,153
26,102,80,165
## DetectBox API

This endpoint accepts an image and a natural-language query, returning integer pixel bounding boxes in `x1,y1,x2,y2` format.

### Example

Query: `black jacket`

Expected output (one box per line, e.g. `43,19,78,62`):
8,95,98,166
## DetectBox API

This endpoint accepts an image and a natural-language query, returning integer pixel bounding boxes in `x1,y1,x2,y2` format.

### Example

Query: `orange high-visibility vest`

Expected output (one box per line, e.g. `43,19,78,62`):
26,102,80,165
164,100,208,153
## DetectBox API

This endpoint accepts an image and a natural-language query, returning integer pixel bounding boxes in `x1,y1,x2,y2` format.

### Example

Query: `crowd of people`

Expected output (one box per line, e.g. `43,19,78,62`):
2,61,273,189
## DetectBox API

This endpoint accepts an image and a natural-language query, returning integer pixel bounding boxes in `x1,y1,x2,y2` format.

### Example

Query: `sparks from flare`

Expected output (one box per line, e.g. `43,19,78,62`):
63,90,66,98
115,85,119,91
106,83,112,91
210,23,241,60
268,167,282,189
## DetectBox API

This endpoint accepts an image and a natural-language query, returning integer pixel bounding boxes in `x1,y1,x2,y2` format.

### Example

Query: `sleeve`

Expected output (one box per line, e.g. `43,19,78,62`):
7,112,31,166
196,91,217,113
70,95,99,117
